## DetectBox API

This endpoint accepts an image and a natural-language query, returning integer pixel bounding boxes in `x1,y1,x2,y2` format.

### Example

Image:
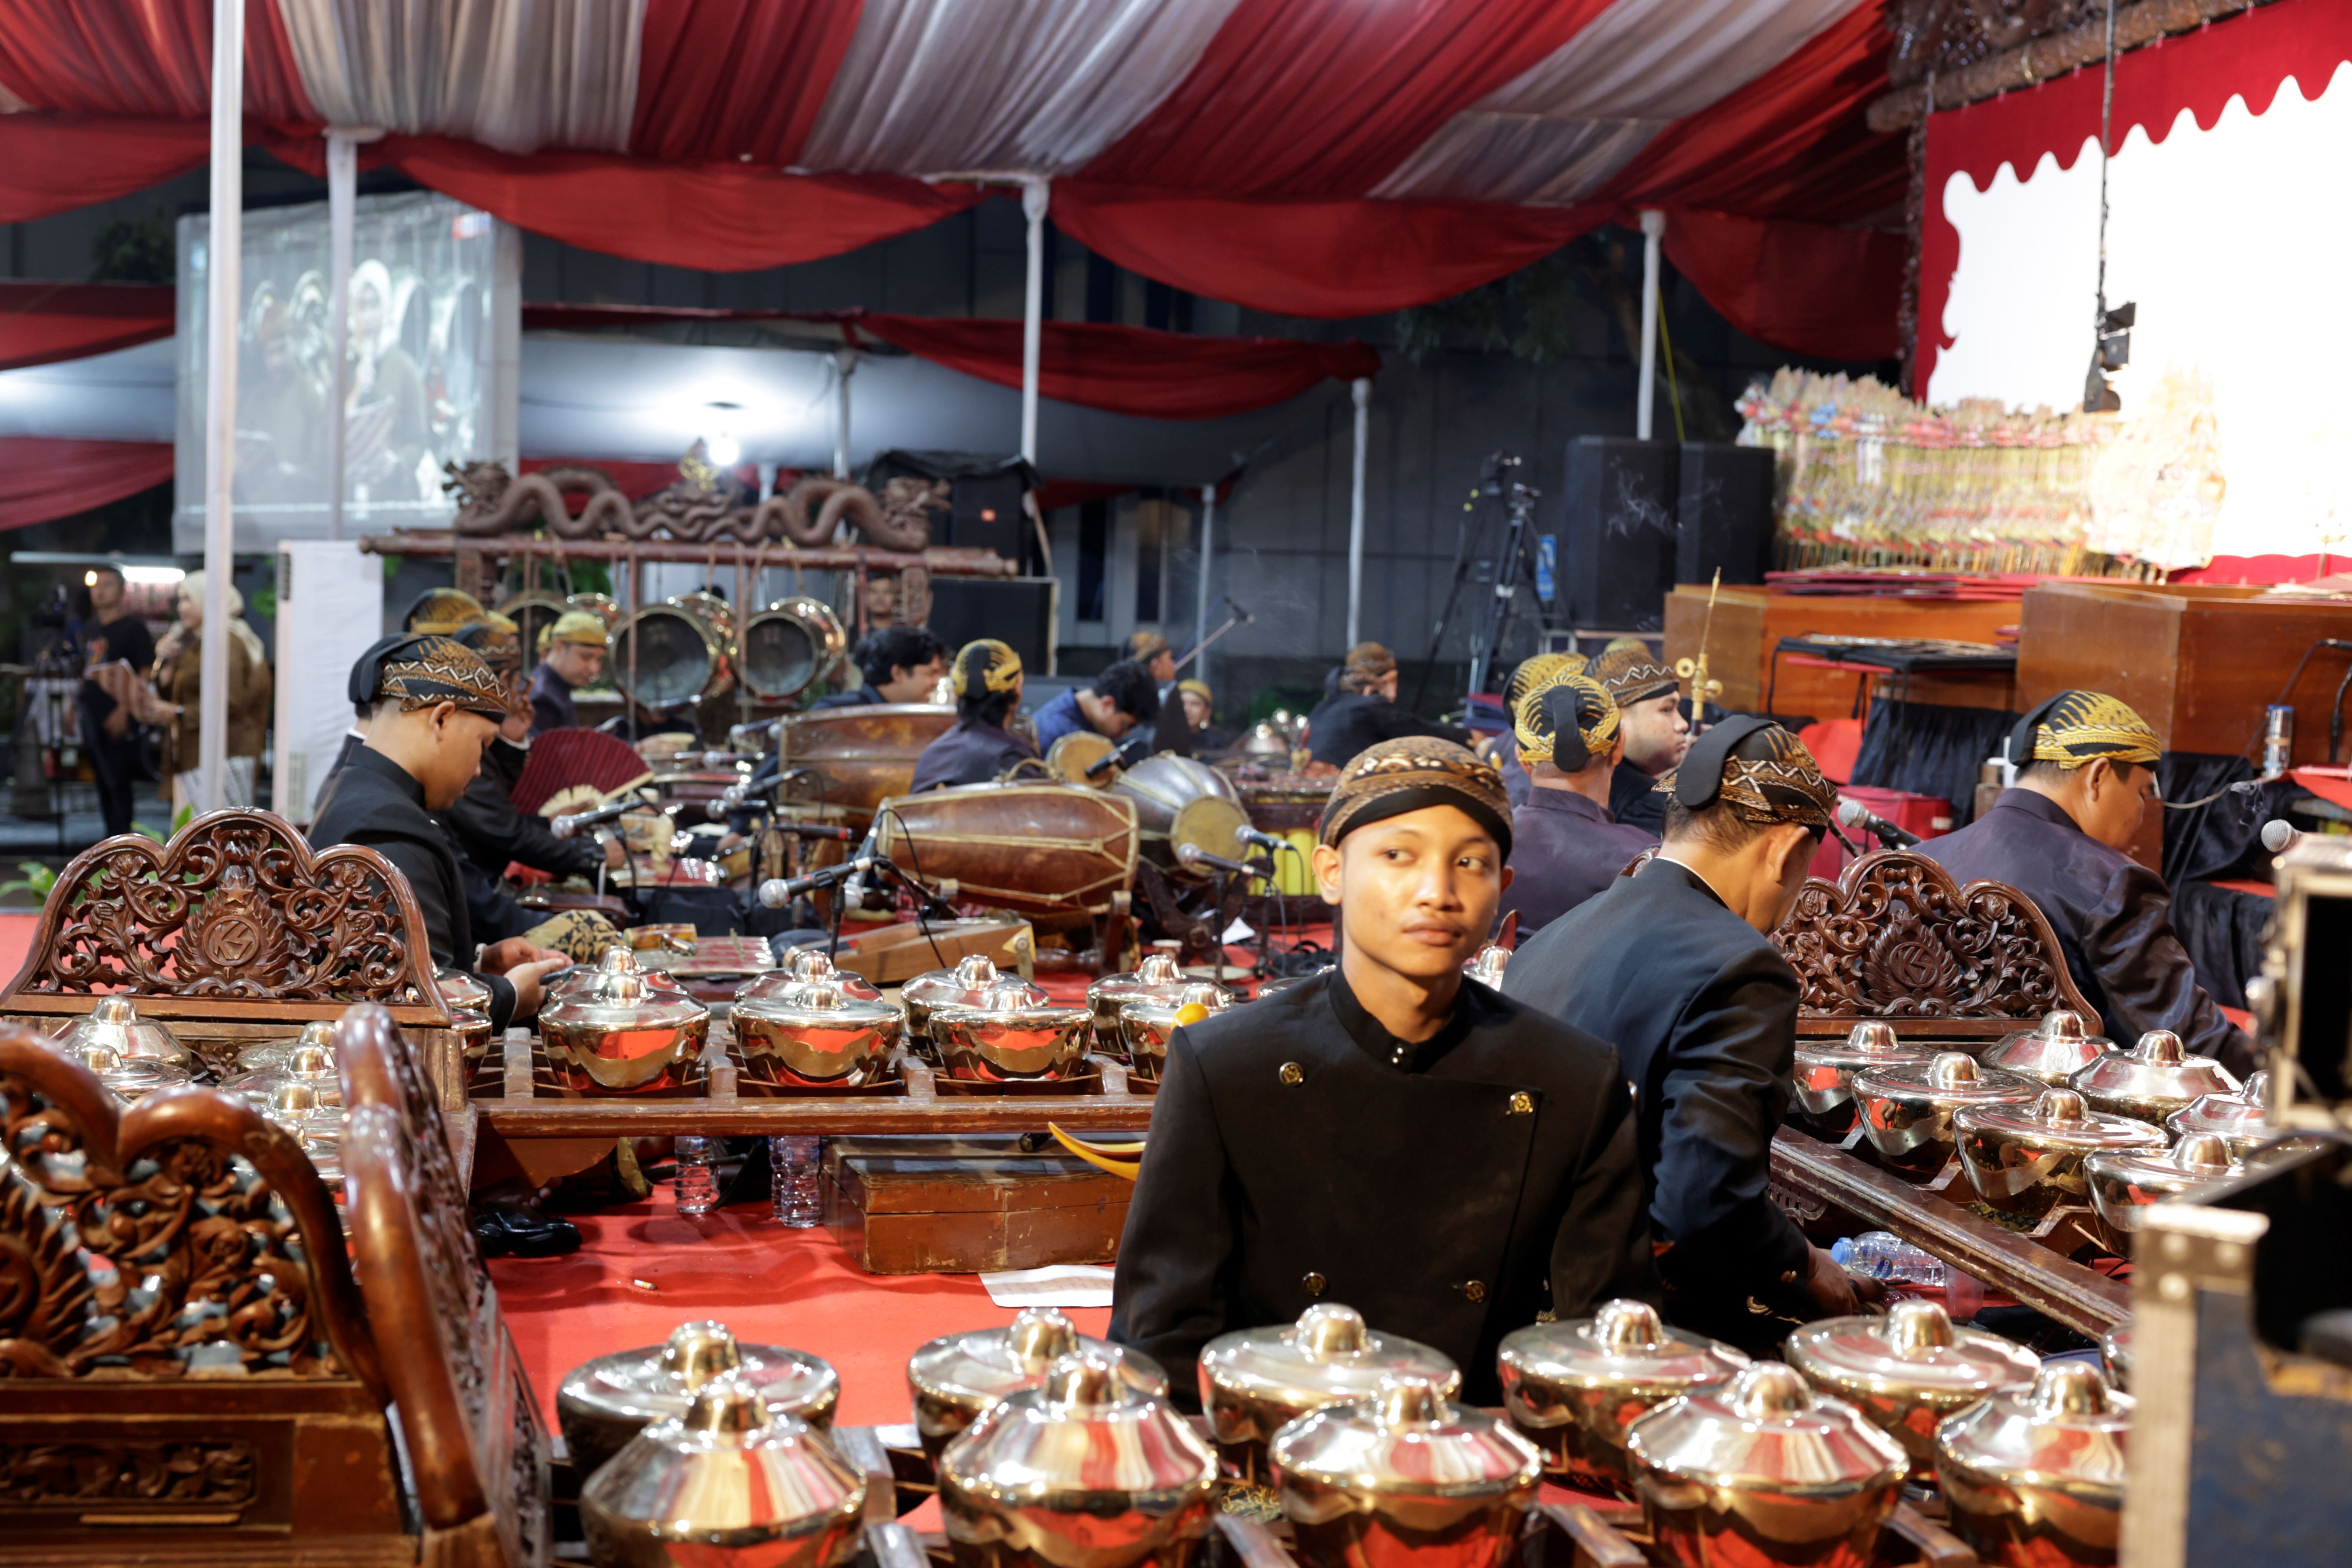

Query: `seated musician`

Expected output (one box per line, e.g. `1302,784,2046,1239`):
1591,641,1689,836
1176,679,1235,753
1112,737,1656,1401
529,611,608,735
909,639,1038,792
1501,670,1657,934
1303,643,1470,772
1922,690,2256,1074
1032,658,1161,755
811,626,948,710
444,615,625,883
1492,652,1576,807
1505,718,1870,1352
308,635,571,1035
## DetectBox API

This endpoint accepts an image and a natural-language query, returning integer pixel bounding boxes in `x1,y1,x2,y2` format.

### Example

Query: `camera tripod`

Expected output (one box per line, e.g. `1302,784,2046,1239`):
1413,451,1547,710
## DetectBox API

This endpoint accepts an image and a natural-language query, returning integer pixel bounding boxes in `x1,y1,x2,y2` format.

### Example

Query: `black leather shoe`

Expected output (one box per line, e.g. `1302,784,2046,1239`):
471,1198,582,1259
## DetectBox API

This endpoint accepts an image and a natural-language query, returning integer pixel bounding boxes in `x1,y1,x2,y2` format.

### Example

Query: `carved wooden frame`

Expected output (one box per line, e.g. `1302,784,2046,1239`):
0,1026,381,1396
0,810,453,1027
1771,850,2096,1037
337,1003,548,1568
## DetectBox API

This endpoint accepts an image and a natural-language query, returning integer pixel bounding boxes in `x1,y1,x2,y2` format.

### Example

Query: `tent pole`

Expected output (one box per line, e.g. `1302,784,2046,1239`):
1194,483,1217,690
325,133,355,542
1020,178,1050,467
833,346,855,478
1637,209,1665,441
1347,377,1370,649
198,0,243,814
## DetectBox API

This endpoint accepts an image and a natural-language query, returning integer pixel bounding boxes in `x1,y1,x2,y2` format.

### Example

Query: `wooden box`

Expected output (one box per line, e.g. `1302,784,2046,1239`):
811,919,1034,986
820,1135,1132,1275
1663,584,2022,720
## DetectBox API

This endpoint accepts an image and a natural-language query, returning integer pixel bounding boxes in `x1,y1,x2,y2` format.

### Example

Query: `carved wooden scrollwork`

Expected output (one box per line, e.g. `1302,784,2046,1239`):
337,1002,548,1566
0,810,447,1020
0,1028,380,1395
1771,850,2093,1023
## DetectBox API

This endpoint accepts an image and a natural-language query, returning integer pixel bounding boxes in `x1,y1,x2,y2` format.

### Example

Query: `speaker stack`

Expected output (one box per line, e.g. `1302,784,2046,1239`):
1561,437,1778,628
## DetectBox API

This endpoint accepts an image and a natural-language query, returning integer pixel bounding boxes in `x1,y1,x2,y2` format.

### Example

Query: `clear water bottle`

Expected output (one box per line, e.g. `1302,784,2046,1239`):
770,1135,823,1227
1831,1231,1947,1286
674,1135,723,1216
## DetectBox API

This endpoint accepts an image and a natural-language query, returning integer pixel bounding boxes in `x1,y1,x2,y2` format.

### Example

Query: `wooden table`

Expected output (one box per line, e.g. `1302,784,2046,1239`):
1663,585,2021,720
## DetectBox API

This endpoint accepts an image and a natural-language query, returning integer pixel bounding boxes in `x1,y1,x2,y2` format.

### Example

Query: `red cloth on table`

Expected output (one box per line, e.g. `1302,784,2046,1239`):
0,282,174,372
0,436,173,531
859,315,1378,420
489,1200,1111,1433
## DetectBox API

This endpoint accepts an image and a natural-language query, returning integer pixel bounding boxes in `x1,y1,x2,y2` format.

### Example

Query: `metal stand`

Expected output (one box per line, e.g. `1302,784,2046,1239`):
1412,452,1549,708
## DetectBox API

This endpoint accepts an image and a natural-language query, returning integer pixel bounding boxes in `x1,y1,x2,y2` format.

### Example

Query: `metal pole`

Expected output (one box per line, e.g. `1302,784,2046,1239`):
1020,178,1049,467
325,131,357,541
1346,378,1370,649
1194,483,1217,690
832,346,856,478
198,0,243,814
1637,209,1665,441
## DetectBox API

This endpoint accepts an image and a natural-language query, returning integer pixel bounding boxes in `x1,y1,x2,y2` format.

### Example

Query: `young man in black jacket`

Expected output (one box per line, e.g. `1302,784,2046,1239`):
1304,643,1469,770
811,625,949,710
1112,736,1655,1403
1505,717,1874,1351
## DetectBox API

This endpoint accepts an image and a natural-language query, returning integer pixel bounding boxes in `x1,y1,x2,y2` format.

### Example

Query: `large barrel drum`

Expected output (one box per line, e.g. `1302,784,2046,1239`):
874,783,1137,920
1111,753,1250,880
738,597,846,704
778,704,956,825
610,591,736,708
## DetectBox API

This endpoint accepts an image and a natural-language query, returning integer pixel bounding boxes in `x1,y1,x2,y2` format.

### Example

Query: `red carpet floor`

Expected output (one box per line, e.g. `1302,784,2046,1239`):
488,1194,1113,1434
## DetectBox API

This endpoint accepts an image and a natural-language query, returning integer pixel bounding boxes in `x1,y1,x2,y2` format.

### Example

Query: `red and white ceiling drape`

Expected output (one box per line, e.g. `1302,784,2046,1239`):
0,0,1906,359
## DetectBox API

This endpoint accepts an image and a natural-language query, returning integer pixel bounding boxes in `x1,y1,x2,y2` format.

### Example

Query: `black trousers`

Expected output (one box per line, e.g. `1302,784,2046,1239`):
80,701,142,839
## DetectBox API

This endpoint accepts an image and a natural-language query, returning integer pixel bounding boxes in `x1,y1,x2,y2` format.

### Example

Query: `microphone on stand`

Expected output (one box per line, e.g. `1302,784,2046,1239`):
553,797,650,838
757,858,876,909
2261,818,2303,854
1834,797,1922,850
1178,841,1260,878
1233,824,1294,856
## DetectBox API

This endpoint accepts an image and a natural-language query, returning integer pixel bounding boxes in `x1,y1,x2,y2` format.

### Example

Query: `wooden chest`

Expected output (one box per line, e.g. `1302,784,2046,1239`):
819,1136,1133,1275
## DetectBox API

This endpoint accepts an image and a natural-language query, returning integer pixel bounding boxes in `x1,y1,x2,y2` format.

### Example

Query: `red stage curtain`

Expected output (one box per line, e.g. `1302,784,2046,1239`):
383,136,984,272
1916,0,2352,392
1663,210,1902,363
1082,0,1615,197
1052,187,1602,320
860,314,1379,419
0,436,173,531
628,0,866,164
0,0,313,122
0,282,176,372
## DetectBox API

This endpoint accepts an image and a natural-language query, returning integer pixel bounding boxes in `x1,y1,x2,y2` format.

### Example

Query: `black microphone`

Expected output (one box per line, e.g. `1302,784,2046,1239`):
2261,818,2302,854
1177,842,1259,877
1833,797,1922,850
1233,824,1293,856
770,819,860,842
1086,732,1152,778
756,857,876,908
552,797,649,838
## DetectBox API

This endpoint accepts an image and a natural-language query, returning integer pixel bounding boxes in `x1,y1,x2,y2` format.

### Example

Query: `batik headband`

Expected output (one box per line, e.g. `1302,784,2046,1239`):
1657,715,1835,829
378,635,510,719
1516,672,1619,770
952,638,1023,698
2010,689,2160,769
1319,735,1513,861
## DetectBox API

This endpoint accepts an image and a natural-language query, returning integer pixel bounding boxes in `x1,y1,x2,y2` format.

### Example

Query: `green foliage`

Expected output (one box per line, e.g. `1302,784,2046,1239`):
129,822,165,842
172,803,194,834
0,861,55,901
383,554,404,581
1394,254,1582,365
90,212,174,285
246,582,277,620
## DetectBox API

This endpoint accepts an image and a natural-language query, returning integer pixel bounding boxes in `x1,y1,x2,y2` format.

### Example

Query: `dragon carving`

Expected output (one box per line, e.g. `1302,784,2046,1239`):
441,458,954,550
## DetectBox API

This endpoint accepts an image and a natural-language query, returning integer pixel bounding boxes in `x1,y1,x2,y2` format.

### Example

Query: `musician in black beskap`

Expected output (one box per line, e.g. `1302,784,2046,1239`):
909,640,1038,792
1589,642,1690,836
1304,643,1470,771
811,625,948,710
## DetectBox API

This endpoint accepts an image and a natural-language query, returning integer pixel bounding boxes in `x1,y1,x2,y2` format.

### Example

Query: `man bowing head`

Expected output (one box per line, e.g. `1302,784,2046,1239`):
1111,736,1656,1403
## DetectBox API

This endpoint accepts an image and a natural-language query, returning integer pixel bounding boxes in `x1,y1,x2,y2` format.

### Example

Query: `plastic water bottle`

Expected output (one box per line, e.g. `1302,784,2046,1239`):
674,1135,723,1216
1831,1231,1947,1286
770,1135,823,1227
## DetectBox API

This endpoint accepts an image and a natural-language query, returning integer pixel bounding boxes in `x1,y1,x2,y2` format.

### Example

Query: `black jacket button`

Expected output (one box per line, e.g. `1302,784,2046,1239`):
1302,1271,1326,1297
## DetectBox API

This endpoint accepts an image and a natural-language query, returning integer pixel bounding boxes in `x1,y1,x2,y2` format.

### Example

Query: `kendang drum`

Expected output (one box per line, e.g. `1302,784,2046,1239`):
739,596,846,705
875,783,1138,922
778,704,956,826
1110,753,1251,882
611,590,737,709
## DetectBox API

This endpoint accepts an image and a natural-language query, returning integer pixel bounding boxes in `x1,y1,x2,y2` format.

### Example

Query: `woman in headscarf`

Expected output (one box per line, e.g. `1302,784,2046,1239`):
151,571,273,815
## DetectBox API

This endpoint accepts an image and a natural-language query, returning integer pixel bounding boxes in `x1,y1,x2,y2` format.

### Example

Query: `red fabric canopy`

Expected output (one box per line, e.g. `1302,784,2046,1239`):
0,113,210,224
1053,188,1603,321
0,282,175,371
1663,211,1902,362
627,0,863,165
0,436,173,530
858,314,1378,419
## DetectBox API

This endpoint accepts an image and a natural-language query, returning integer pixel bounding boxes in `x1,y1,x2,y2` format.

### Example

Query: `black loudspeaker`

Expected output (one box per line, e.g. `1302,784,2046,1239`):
1562,437,1679,630
863,451,1035,566
926,577,1057,674
1676,443,1776,585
